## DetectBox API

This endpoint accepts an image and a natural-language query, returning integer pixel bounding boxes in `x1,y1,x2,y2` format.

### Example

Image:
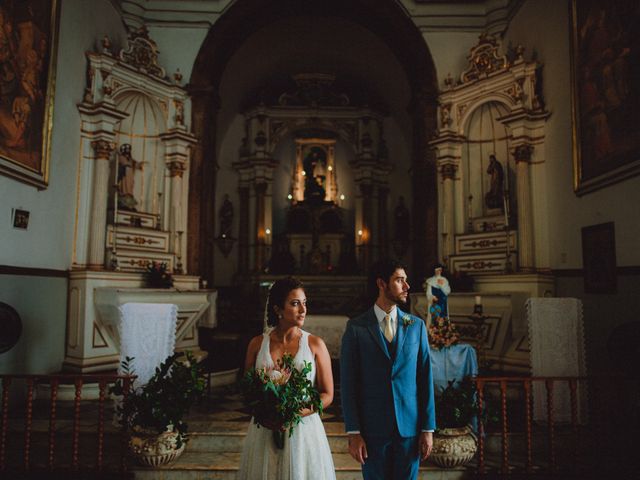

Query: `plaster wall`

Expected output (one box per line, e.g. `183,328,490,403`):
504,0,640,269
0,0,127,374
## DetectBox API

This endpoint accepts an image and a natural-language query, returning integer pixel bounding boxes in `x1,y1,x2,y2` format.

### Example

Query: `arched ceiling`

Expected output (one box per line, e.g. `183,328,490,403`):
216,15,413,139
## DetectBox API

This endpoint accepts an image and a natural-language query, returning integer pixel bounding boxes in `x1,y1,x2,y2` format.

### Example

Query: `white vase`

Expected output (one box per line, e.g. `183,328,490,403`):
129,426,186,467
430,426,477,468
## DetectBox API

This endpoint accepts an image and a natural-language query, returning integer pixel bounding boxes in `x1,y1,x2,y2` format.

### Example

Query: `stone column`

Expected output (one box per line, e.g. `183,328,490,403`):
238,185,250,274
161,128,197,273
168,161,186,271
377,185,389,259
440,163,458,264
410,89,439,280
254,182,267,272
187,88,219,281
87,140,115,269
514,144,534,271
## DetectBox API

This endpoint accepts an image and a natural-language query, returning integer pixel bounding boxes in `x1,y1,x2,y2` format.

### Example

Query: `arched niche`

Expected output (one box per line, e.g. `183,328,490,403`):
188,0,439,282
113,90,167,216
430,33,550,275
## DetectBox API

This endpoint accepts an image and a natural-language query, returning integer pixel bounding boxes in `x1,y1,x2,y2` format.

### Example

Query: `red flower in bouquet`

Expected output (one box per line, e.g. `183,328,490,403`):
240,353,322,449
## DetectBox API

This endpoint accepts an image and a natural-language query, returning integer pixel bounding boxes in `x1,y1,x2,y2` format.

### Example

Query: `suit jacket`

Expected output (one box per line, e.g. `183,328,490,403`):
340,306,436,438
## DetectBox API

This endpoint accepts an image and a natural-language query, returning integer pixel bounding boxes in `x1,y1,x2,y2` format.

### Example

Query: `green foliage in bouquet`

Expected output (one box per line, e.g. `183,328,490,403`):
110,352,206,448
240,353,323,449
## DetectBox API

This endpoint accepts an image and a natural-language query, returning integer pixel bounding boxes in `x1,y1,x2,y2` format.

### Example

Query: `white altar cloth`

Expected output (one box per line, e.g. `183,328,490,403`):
118,302,177,387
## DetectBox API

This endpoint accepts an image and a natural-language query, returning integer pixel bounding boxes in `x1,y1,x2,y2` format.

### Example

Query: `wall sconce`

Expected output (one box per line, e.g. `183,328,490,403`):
287,194,293,200
340,194,345,201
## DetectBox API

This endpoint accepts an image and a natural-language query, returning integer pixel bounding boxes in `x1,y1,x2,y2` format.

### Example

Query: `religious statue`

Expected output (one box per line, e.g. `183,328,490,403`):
219,194,233,238
424,263,451,324
302,147,327,203
117,144,144,210
485,154,505,210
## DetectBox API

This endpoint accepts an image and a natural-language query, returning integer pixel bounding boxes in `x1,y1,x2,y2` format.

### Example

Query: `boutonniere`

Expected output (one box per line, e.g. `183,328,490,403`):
401,314,415,327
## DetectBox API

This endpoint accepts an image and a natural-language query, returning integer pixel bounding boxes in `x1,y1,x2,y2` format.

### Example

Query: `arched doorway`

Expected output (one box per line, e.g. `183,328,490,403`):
188,0,439,283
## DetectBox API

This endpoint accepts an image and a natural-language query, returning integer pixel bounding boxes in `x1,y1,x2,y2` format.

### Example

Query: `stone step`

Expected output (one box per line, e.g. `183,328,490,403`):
131,451,470,480
187,430,349,453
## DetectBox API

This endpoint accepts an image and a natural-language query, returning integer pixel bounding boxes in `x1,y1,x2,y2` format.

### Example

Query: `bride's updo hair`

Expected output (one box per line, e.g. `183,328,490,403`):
266,276,304,327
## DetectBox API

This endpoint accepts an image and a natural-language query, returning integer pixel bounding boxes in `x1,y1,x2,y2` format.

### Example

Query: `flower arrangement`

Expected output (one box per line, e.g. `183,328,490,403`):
145,261,173,288
428,302,460,349
110,352,206,449
240,353,323,449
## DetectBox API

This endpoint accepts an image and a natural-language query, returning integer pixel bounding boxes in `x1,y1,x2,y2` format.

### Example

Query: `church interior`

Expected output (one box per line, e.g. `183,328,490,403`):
0,0,639,477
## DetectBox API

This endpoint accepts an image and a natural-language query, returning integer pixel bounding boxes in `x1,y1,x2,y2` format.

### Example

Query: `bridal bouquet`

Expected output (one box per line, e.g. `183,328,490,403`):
240,353,323,449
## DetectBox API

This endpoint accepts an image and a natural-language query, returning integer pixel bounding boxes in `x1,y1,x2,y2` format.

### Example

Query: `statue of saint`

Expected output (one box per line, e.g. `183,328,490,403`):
117,144,143,210
219,194,233,238
302,147,327,203
485,154,505,210
424,264,451,325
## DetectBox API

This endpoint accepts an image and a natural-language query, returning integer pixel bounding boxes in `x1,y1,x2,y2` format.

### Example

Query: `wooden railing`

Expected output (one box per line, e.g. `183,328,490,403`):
0,373,134,476
472,375,637,477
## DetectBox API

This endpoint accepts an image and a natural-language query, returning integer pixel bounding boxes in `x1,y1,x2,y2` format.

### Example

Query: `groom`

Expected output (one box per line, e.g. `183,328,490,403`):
340,258,436,479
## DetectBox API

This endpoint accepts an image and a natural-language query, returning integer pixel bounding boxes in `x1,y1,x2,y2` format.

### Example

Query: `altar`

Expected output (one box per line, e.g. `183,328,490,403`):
430,343,478,392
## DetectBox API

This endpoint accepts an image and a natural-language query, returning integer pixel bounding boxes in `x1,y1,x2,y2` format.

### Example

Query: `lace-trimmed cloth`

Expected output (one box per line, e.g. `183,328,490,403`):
118,303,177,388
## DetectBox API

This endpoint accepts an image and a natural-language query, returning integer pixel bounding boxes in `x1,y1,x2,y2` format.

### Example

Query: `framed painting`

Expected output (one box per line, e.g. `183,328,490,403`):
570,0,640,195
581,222,617,294
0,0,60,189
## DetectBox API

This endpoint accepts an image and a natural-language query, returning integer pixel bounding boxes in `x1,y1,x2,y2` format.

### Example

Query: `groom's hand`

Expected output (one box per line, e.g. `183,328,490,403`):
419,431,433,461
348,433,368,464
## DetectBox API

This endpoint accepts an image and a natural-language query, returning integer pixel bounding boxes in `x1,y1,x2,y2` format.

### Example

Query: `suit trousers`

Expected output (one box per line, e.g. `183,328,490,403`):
362,432,419,480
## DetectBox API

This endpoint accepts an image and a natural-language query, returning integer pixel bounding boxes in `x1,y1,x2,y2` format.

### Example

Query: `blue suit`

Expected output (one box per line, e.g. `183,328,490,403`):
340,306,436,479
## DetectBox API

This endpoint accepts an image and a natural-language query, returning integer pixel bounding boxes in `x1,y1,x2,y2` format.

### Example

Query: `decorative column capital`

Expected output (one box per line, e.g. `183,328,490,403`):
91,140,115,159
167,161,186,178
514,144,534,164
439,163,458,180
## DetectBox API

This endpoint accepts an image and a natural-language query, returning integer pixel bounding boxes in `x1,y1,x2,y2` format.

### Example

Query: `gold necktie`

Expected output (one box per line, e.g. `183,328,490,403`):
383,314,393,342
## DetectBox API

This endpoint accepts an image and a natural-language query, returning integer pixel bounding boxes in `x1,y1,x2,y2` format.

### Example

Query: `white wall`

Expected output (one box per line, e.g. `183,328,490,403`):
0,0,127,374
0,0,128,269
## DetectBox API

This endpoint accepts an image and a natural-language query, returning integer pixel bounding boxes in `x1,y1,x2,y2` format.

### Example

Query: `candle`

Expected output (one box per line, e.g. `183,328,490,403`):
503,195,509,227
475,295,482,305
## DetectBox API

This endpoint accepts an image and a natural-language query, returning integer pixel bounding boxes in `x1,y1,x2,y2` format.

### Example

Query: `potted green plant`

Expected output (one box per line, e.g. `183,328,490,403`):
110,352,206,467
431,377,480,468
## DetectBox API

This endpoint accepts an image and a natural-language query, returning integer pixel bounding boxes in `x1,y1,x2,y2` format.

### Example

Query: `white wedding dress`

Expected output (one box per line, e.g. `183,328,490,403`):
237,330,336,480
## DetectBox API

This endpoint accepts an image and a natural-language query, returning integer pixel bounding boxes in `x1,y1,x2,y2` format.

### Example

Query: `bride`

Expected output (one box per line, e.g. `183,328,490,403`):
237,277,336,480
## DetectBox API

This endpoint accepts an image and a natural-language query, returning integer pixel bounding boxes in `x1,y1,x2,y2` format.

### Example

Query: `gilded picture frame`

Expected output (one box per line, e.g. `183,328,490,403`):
570,0,640,195
0,0,60,189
